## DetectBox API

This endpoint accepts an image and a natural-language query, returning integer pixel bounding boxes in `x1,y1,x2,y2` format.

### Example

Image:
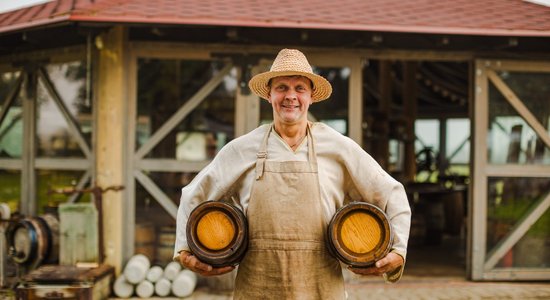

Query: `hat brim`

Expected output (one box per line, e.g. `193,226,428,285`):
248,70,332,102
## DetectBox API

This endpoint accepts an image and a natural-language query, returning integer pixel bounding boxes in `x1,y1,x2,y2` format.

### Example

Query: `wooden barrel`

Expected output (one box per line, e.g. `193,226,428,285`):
186,201,248,267
135,222,156,262
156,226,176,264
327,202,393,267
5,214,59,267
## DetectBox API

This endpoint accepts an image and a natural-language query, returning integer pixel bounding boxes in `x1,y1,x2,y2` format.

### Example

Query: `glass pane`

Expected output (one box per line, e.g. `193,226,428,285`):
0,71,23,158
0,71,21,110
446,119,470,164
260,67,350,135
498,71,550,128
36,78,86,158
0,96,22,158
45,61,92,132
0,170,20,213
415,119,440,181
135,172,197,264
137,59,236,159
36,170,90,214
488,77,550,165
487,177,550,268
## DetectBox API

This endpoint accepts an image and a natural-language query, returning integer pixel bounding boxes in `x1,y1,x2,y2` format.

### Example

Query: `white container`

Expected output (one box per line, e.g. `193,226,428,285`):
136,280,155,298
113,275,134,298
154,277,172,297
163,261,182,281
171,269,197,298
124,254,151,284
146,265,163,283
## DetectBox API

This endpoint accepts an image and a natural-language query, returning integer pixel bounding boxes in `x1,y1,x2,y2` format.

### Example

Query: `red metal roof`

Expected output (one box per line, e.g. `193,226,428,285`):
1,0,550,36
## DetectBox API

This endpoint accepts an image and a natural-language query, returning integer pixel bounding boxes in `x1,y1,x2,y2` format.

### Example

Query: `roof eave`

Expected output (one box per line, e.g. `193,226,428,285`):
3,14,550,38
68,15,550,38
0,14,72,34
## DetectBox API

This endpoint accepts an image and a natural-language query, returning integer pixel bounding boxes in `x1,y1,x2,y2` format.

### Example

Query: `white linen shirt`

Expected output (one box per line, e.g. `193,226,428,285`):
174,123,411,274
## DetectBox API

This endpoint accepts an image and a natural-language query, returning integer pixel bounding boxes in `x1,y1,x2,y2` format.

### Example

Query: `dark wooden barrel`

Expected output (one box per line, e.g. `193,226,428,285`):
186,201,248,267
6,214,59,267
327,202,393,267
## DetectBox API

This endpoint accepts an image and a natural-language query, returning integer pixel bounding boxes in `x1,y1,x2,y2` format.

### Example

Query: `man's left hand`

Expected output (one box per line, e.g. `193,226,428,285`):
347,252,404,276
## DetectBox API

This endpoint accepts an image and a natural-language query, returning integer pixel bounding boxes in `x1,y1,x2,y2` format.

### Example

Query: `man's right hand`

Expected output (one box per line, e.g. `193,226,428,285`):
178,250,235,276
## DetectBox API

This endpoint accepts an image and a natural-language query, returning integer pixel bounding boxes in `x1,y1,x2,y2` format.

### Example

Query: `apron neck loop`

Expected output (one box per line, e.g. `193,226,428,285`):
255,123,317,180
255,125,272,180
306,123,317,170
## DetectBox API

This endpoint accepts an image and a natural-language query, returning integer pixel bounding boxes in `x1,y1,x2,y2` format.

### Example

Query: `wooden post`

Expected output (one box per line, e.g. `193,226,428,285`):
95,26,128,273
375,61,391,170
403,62,417,182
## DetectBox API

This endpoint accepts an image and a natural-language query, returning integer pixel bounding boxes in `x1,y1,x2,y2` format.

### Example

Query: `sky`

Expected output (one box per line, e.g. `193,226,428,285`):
0,0,53,15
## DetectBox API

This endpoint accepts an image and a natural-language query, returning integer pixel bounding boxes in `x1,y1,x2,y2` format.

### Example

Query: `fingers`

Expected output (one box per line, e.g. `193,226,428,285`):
178,251,235,277
348,252,404,277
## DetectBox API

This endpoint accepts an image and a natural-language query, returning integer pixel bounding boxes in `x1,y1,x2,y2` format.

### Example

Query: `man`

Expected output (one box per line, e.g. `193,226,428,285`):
175,49,411,299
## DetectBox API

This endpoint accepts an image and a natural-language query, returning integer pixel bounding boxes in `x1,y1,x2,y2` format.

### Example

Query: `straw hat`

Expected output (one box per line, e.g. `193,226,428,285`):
248,49,332,102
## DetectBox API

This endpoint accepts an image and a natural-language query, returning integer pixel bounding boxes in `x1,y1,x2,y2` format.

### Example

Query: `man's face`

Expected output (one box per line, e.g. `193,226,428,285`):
268,76,313,125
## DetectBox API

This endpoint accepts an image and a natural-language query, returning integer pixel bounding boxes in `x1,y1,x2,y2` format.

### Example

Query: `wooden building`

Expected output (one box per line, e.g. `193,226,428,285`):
0,0,549,282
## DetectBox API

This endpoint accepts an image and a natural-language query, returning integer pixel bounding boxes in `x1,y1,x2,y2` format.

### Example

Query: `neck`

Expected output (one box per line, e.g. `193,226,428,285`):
273,121,307,139
273,121,308,149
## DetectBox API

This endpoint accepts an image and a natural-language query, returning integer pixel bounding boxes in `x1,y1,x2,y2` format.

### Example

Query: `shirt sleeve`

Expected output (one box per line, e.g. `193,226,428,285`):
337,133,412,281
173,141,255,260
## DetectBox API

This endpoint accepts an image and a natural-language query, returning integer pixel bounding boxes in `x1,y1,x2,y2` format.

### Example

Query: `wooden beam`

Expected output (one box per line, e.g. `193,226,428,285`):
402,62,417,182
95,26,128,273
471,60,489,280
375,61,391,169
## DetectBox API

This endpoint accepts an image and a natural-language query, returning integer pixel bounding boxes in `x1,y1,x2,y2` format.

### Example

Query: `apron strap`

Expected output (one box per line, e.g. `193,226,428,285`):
255,123,318,180
306,123,318,172
255,124,272,180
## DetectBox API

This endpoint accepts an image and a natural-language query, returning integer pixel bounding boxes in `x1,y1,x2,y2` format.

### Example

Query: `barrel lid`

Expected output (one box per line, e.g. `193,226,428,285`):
328,202,393,267
186,201,248,267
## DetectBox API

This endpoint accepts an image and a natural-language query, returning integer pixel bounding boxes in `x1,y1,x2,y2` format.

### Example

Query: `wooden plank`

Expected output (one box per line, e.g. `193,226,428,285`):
124,48,138,261
35,158,89,170
486,60,550,72
59,203,99,265
0,72,23,126
487,70,550,149
0,159,22,169
0,45,86,67
21,71,37,216
482,269,550,281
484,192,550,270
137,159,210,172
348,58,363,146
471,60,489,280
375,61,391,170
235,68,260,137
403,62,417,181
130,41,473,62
134,63,233,159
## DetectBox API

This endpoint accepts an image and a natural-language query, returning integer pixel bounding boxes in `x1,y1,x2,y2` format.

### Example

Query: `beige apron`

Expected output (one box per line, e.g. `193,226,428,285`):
234,124,345,299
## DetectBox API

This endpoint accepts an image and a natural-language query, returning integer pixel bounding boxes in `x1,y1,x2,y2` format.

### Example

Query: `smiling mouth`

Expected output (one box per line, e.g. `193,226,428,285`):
282,104,299,109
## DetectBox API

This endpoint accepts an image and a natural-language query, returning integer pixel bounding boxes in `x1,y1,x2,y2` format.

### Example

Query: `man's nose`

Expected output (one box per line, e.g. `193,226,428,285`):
284,89,297,100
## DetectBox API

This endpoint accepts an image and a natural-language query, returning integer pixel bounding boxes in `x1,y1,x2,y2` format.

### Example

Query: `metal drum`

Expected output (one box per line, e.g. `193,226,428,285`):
327,202,393,267
6,214,59,268
186,201,247,267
